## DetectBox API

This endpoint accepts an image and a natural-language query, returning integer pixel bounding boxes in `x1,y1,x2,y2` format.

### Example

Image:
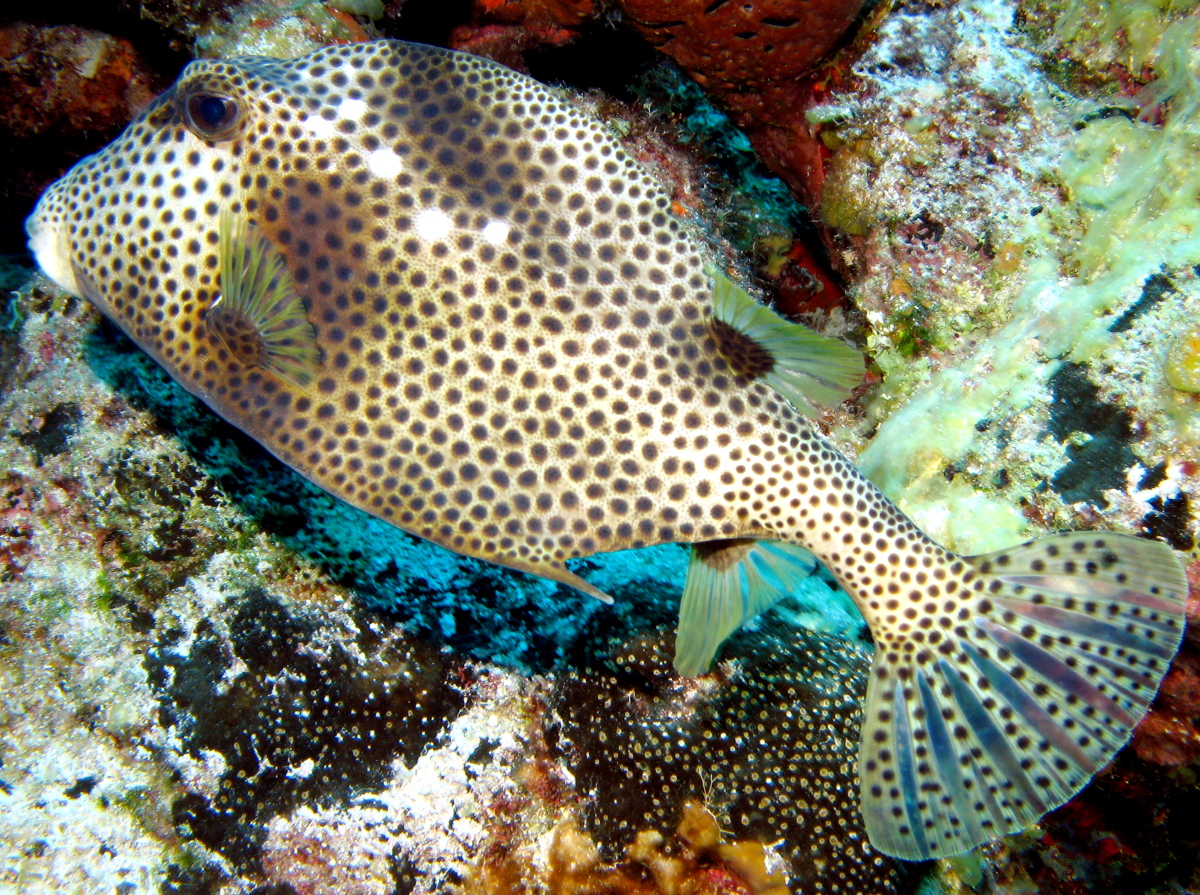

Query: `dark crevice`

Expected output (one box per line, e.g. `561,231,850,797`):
1109,272,1175,333
1046,363,1137,507
1142,493,1194,551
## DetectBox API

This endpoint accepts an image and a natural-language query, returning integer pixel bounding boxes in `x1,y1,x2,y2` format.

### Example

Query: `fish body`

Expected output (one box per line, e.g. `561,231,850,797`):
27,40,1187,862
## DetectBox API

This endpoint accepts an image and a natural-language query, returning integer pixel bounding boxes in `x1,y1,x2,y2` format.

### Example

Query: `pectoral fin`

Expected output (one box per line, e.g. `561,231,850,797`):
211,211,319,388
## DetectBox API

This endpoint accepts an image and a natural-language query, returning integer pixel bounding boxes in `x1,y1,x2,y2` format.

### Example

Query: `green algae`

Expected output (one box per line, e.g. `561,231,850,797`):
91,570,117,613
1165,322,1200,392
889,300,939,359
1053,0,1199,73
29,587,73,623
820,147,879,237
840,7,1200,550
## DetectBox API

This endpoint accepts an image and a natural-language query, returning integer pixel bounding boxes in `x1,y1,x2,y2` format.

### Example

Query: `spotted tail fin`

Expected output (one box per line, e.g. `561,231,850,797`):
859,532,1187,860
674,538,818,677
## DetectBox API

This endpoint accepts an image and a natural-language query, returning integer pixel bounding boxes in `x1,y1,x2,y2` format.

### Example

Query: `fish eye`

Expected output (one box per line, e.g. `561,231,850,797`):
183,91,242,141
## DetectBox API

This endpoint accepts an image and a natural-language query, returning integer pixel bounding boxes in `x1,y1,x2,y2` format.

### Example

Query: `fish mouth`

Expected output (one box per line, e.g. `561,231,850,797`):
25,191,80,298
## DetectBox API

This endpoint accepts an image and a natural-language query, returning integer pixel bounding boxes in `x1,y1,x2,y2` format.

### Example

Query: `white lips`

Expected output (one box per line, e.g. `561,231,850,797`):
25,196,80,297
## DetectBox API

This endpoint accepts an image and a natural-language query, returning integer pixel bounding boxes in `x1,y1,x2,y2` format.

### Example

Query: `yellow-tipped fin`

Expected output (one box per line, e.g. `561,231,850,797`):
674,538,818,677
210,211,319,388
859,532,1187,860
709,270,863,417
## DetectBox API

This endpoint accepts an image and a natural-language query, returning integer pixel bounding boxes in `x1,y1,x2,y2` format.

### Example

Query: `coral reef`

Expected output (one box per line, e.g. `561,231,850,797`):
1165,321,1200,394
193,0,378,59
110,0,386,57
619,66,852,322
0,24,163,251
152,587,466,873
0,24,160,140
450,0,597,72
616,0,865,106
446,0,870,214
1022,0,1200,82
615,0,871,209
2,0,1200,891
795,0,1200,564
113,0,241,53
471,801,791,894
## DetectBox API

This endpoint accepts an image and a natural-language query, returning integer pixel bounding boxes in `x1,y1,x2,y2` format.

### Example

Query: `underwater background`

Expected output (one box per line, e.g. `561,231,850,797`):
1,0,1200,892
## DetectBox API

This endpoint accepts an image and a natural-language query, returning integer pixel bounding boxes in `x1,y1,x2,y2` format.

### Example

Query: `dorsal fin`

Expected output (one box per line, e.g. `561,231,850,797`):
210,211,319,388
708,269,863,417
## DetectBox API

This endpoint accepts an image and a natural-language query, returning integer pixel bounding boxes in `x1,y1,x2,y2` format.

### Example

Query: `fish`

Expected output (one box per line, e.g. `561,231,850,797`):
26,39,1188,862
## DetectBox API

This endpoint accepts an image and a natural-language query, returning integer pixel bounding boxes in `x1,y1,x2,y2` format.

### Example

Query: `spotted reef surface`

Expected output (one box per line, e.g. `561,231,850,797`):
1,0,1200,893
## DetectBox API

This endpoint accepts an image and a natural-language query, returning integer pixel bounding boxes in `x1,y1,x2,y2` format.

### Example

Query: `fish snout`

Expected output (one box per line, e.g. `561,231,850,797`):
26,190,80,298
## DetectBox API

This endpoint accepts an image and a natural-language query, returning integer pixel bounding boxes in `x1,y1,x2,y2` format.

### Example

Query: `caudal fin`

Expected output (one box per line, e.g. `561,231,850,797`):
859,532,1187,861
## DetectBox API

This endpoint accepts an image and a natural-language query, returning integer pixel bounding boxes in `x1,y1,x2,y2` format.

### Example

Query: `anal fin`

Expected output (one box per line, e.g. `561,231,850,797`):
859,532,1187,860
674,538,818,677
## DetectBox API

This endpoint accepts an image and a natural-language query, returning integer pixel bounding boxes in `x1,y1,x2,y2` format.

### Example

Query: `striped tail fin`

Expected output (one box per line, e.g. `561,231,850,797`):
858,532,1187,860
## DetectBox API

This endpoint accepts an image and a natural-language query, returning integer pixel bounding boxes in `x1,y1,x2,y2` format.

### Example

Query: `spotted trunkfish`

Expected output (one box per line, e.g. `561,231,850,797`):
26,39,1188,861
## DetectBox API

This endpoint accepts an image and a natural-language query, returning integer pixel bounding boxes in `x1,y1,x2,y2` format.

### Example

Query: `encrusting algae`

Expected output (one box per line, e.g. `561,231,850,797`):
24,37,1189,865
1166,322,1200,394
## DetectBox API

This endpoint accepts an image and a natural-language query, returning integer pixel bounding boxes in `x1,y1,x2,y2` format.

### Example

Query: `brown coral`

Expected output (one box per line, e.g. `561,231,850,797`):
449,0,597,71
471,801,789,895
0,24,160,140
615,0,869,205
0,24,162,250
474,0,596,31
617,0,865,110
